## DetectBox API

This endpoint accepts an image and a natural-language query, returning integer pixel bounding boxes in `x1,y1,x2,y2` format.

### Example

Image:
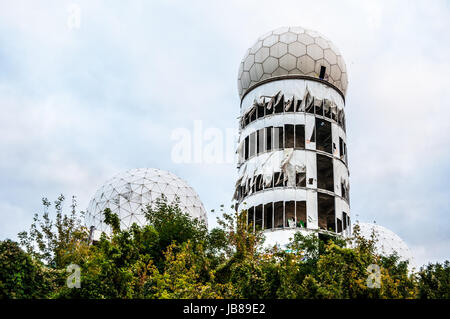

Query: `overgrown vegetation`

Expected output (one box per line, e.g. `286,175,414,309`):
0,195,449,299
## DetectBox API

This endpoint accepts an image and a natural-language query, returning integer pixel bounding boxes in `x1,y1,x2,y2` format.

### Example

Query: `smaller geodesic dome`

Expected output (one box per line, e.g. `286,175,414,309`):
353,222,414,266
85,168,207,234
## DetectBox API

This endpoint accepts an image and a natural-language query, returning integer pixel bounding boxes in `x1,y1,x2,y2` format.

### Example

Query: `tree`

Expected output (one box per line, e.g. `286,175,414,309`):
0,240,55,299
17,195,89,269
417,261,450,299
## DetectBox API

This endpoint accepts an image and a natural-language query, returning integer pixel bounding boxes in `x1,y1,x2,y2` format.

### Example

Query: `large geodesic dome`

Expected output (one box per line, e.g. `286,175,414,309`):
85,168,207,233
238,26,348,99
353,222,414,266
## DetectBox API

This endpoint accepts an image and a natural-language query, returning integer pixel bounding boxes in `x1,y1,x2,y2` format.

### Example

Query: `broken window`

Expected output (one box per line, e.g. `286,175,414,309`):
274,201,284,228
273,126,283,150
317,154,334,192
255,205,263,230
274,95,284,114
255,175,263,192
285,124,295,148
273,172,285,188
339,137,345,160
250,108,257,123
337,218,342,233
251,176,256,193
347,216,351,233
257,103,265,118
319,66,326,80
295,201,307,228
244,113,250,126
305,99,314,114
344,142,348,163
315,99,324,116
285,98,294,113
244,136,249,160
285,201,295,227
296,172,306,187
309,123,316,143
247,206,254,228
295,125,305,149
257,129,264,155
318,192,335,232
249,132,256,158
264,203,273,230
266,126,272,152
316,118,332,154
324,104,331,119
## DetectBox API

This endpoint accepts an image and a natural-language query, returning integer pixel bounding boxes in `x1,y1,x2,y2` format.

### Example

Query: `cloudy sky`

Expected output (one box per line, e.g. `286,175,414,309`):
0,0,449,267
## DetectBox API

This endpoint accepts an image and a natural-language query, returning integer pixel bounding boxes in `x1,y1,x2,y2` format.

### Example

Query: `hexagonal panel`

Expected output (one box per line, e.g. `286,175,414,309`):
306,44,324,60
263,34,278,47
280,32,297,44
297,33,314,45
323,49,337,65
297,55,315,74
254,47,269,63
249,63,263,81
243,54,255,71
288,41,306,56
337,55,346,72
330,64,342,81
270,42,288,58
250,40,262,54
315,37,329,49
272,67,288,76
262,56,279,74
241,71,251,88
279,54,297,71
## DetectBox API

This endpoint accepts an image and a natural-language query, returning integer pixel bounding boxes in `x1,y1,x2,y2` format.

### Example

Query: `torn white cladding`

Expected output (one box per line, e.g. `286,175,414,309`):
85,168,208,235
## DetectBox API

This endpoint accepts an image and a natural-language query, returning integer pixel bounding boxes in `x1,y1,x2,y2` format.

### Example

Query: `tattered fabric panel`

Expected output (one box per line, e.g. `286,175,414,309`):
306,190,318,229
305,115,316,150
305,151,317,189
241,79,345,115
241,188,308,208
234,150,309,200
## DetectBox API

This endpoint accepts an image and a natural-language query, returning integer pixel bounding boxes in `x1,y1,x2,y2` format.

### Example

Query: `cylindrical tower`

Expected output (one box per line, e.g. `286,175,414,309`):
234,26,350,247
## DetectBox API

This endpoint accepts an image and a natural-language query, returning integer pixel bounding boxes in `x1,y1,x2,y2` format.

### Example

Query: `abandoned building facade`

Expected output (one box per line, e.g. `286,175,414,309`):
234,26,350,245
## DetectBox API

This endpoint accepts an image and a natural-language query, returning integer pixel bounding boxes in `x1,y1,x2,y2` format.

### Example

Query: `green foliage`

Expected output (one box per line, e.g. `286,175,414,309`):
417,261,450,299
1,195,448,299
0,240,56,299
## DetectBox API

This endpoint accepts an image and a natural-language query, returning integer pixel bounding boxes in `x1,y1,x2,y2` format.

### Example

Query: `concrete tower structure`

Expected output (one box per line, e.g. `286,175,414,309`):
234,26,350,247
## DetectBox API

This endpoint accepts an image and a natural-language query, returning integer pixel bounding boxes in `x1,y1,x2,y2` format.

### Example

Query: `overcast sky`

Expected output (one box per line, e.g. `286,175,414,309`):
0,0,449,267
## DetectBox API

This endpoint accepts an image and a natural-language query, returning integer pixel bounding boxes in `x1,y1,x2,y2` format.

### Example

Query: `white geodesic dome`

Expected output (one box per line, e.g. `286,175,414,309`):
353,222,414,266
85,168,207,233
238,26,348,99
